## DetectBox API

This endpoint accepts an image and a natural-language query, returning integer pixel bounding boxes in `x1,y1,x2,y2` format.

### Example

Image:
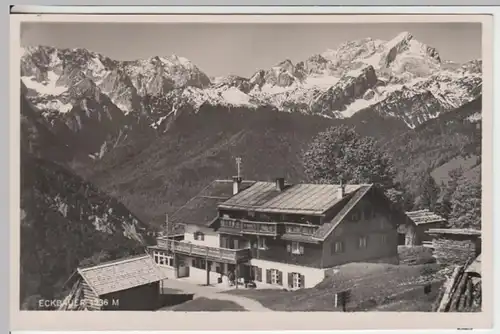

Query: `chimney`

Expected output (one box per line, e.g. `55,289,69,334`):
338,179,346,198
275,177,285,192
233,176,242,195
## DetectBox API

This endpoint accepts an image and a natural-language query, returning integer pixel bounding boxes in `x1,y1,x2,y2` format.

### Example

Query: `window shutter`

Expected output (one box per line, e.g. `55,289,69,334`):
277,271,283,286
288,273,293,288
300,274,305,288
266,269,271,284
299,245,304,254
286,243,291,253
257,268,262,282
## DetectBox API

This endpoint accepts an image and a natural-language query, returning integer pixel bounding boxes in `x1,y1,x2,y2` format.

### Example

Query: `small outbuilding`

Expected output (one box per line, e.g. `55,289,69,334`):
427,228,481,265
60,254,169,311
398,209,447,246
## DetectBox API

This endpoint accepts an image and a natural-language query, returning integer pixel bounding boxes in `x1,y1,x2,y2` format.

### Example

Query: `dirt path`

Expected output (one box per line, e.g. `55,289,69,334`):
160,279,272,312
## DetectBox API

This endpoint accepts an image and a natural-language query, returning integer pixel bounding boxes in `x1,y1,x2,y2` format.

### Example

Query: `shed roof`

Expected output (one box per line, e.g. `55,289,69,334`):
218,181,365,215
405,209,446,225
427,228,481,236
169,179,255,227
77,254,168,296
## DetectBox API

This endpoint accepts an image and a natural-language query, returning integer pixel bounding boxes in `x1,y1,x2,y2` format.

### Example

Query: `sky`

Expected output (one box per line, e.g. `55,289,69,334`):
21,22,482,78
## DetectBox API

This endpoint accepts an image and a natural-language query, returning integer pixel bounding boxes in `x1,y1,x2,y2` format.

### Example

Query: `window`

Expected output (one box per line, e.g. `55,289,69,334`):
380,234,387,244
193,232,205,241
248,211,256,218
358,236,368,249
253,266,262,282
258,238,267,250
153,251,174,267
267,269,282,285
288,272,304,289
331,241,344,254
288,241,304,255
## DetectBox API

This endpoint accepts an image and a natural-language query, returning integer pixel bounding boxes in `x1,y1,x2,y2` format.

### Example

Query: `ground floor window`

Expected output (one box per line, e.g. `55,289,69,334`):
266,269,282,285
153,250,174,267
252,266,262,282
288,272,305,289
192,258,206,270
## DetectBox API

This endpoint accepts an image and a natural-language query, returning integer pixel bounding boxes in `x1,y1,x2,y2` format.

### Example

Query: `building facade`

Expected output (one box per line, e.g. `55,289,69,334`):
149,177,402,290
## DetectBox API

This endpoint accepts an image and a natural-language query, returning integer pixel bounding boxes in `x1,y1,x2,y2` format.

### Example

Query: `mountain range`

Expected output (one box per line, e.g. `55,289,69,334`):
19,30,482,309
21,31,481,161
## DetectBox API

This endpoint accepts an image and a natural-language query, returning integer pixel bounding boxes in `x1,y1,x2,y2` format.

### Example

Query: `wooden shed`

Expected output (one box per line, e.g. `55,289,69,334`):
60,254,169,311
427,228,481,265
398,210,446,246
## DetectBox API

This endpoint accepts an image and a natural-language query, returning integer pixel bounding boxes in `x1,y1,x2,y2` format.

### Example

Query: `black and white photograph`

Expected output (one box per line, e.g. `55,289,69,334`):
14,13,491,326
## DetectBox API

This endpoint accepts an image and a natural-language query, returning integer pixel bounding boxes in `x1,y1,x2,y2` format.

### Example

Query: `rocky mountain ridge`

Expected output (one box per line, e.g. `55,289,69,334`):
20,31,482,159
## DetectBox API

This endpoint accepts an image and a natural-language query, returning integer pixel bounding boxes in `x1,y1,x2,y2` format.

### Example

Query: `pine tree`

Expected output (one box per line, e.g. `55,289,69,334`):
417,173,440,211
448,179,481,229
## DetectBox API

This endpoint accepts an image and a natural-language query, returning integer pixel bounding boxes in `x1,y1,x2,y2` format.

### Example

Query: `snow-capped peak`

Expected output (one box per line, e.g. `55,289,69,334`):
387,31,413,48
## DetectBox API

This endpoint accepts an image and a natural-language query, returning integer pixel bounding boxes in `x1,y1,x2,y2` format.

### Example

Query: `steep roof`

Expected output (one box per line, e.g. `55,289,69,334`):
405,209,446,225
312,184,373,240
169,179,255,227
218,181,365,215
77,254,167,296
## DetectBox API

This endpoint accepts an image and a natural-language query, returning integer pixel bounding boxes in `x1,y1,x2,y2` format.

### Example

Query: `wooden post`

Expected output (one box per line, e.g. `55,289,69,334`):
256,235,261,258
206,261,210,286
206,248,210,286
235,264,239,289
174,253,179,278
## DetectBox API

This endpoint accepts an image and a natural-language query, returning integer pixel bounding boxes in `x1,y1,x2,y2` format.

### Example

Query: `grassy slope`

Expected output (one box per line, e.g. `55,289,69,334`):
226,262,445,312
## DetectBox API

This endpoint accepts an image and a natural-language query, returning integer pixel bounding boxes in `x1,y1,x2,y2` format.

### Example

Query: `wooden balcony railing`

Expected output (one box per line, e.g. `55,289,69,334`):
220,218,278,236
156,238,251,263
284,223,319,236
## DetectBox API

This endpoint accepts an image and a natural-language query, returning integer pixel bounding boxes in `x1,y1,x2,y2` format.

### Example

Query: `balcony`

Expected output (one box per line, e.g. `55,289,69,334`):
156,237,251,264
284,223,319,236
219,218,279,236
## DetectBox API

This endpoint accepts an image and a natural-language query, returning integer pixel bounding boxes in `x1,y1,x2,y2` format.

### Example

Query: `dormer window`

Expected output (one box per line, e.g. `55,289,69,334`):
193,231,205,241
